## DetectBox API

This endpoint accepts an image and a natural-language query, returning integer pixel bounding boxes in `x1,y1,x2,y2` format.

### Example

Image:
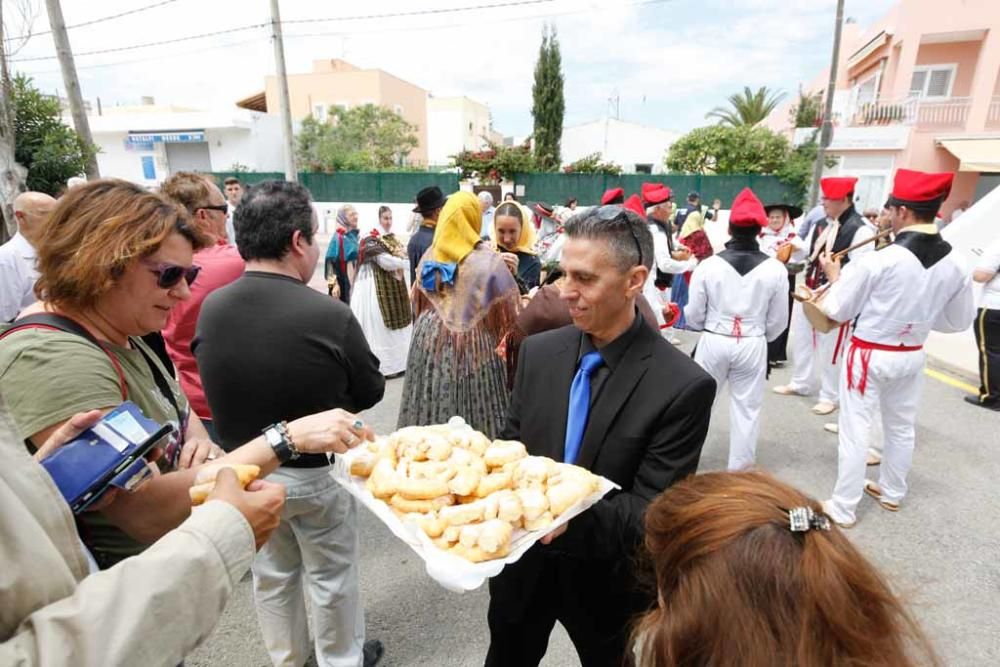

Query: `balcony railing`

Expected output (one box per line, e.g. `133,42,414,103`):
987,96,1000,130
847,95,971,129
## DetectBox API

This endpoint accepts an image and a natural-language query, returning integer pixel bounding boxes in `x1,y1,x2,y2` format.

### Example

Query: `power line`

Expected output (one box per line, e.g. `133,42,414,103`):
281,0,558,25
4,0,181,43
12,23,266,62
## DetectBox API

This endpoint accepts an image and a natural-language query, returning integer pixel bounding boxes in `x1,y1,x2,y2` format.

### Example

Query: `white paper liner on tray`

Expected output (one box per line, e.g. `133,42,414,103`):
330,446,618,592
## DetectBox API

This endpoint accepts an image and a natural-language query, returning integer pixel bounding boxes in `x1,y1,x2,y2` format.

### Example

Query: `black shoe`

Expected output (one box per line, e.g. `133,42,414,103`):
964,395,1000,411
363,639,384,667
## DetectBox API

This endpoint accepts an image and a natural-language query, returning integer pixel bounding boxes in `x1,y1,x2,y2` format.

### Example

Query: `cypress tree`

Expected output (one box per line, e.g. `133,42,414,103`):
531,24,565,171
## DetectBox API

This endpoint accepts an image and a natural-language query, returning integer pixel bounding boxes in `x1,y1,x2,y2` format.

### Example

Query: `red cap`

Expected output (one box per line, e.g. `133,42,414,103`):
623,194,647,219
601,187,625,205
820,177,858,200
729,187,767,227
889,168,953,206
642,183,672,205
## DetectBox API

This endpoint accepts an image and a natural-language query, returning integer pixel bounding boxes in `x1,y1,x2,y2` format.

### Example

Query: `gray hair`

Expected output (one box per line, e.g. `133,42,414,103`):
564,206,654,272
234,180,316,261
478,191,494,206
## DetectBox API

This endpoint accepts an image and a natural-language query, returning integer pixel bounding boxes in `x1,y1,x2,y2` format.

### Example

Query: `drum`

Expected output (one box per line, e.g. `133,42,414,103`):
775,243,793,264
802,289,838,334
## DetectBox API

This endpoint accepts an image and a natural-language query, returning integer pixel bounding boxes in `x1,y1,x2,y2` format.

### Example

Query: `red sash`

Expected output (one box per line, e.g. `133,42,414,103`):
847,336,923,395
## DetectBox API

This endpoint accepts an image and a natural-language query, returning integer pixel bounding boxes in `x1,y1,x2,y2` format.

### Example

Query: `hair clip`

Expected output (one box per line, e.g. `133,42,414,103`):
788,506,831,533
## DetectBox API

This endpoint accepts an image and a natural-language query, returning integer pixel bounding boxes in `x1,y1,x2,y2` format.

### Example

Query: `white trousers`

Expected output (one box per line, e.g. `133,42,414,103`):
827,345,925,524
253,467,365,667
695,332,768,471
787,301,818,395
815,323,851,406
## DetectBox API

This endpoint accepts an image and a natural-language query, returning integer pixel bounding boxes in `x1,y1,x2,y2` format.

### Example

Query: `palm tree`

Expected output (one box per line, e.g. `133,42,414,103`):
706,86,787,127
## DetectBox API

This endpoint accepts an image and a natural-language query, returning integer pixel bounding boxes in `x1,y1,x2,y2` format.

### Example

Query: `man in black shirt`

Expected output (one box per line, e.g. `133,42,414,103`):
407,186,446,283
194,181,385,667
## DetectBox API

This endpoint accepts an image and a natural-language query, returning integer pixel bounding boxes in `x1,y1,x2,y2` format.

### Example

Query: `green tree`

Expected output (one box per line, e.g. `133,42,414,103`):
775,133,838,206
531,24,565,171
789,87,823,128
706,86,786,127
563,152,622,175
12,73,96,196
665,125,790,175
296,104,418,172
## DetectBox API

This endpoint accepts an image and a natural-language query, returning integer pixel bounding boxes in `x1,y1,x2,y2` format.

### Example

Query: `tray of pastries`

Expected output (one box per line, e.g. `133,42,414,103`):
330,417,616,591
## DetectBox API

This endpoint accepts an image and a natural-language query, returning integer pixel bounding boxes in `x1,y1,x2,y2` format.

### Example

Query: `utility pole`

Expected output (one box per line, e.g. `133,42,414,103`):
269,0,296,182
45,0,99,179
809,0,845,208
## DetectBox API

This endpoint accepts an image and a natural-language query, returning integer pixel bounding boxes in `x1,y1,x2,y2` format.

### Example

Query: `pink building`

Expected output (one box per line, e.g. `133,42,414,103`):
764,0,1000,216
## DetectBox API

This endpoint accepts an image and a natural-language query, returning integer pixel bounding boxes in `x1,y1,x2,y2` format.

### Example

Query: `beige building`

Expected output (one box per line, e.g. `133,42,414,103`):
238,59,429,166
426,96,503,167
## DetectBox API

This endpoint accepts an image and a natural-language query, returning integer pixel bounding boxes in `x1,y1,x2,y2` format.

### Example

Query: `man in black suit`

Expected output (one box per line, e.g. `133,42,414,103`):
486,206,716,666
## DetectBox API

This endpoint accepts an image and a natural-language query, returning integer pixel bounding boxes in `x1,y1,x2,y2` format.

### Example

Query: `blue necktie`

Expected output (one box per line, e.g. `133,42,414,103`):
563,351,604,465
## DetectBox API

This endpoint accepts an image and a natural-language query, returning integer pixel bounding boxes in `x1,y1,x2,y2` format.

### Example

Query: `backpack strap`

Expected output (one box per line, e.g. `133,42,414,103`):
0,313,128,401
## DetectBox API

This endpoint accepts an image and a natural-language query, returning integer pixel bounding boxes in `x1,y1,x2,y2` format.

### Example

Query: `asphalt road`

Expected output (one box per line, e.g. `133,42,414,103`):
188,240,1000,666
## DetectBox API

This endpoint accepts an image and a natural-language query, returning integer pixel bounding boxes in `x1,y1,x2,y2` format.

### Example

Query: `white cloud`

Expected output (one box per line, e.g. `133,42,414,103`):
8,0,896,139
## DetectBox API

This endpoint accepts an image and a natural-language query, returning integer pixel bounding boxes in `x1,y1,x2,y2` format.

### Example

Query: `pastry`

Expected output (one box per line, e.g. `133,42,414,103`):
484,440,528,468
410,460,457,482
475,468,514,497
440,501,485,527
189,464,260,505
516,488,549,521
458,523,482,549
366,459,398,499
477,519,513,554
546,480,591,516
479,493,500,521
523,511,554,532
496,491,523,524
465,430,491,457
448,542,496,563
513,456,557,488
389,493,455,514
350,452,377,478
448,466,482,496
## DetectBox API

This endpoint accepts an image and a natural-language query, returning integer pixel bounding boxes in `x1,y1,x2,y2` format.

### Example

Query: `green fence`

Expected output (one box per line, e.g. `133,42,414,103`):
513,173,800,207
209,172,461,203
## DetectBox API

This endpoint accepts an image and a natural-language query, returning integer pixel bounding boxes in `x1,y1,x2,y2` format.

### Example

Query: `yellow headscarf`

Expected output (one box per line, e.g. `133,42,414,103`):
679,205,705,239
430,191,482,264
492,201,538,255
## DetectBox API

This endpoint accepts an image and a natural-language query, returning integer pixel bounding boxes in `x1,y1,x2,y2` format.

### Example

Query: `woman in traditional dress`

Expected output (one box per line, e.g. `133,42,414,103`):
397,191,521,438
492,201,542,292
324,204,360,304
760,203,806,367
669,197,714,329
351,206,412,378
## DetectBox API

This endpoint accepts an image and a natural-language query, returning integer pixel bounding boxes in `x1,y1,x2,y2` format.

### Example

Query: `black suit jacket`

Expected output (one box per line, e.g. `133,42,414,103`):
502,320,716,562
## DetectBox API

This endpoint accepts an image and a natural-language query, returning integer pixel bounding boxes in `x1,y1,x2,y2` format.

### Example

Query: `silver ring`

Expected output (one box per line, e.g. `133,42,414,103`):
207,453,218,460
353,419,364,430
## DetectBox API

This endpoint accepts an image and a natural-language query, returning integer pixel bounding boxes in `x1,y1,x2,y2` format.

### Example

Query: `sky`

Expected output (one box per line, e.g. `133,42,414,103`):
6,0,897,139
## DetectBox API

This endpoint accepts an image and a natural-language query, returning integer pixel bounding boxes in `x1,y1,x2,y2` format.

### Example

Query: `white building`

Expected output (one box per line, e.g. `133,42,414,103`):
561,118,680,174
426,95,503,167
71,101,284,185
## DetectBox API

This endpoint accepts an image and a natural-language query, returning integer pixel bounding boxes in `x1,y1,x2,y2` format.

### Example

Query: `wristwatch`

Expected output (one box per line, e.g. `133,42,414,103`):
263,421,300,463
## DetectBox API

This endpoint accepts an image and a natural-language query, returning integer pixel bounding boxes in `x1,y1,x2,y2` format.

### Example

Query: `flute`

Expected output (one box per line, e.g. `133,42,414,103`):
830,228,893,261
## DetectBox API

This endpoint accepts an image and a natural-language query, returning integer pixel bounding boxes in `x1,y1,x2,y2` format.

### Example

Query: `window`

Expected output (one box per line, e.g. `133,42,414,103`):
312,104,328,122
855,73,878,106
635,163,653,174
909,65,956,99
394,104,404,116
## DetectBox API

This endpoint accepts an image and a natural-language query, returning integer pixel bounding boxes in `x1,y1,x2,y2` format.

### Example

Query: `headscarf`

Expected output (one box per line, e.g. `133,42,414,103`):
679,204,706,239
421,191,482,290
491,202,538,255
325,205,360,267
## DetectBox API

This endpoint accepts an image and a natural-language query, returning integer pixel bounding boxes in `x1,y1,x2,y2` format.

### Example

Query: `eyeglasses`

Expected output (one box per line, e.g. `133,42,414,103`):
198,204,229,214
144,261,202,289
593,205,645,267
865,214,878,220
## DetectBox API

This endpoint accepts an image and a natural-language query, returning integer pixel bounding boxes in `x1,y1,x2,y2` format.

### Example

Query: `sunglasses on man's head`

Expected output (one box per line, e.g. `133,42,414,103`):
593,205,645,267
198,204,229,214
144,261,202,289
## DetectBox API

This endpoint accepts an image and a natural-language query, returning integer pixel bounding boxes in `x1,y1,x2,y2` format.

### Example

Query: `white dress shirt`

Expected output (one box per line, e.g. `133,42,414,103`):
0,232,39,322
976,236,1000,310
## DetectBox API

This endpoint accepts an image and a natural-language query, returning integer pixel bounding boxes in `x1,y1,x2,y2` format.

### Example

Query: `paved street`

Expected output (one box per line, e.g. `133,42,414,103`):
189,243,1000,665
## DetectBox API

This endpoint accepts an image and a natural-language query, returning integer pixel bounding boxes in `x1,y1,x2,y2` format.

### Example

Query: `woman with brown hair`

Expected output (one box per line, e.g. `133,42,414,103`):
0,179,377,568
633,470,939,667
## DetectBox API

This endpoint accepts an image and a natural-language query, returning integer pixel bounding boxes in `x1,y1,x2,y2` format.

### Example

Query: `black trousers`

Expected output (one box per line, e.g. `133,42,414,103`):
485,548,649,667
973,307,1000,405
767,274,796,364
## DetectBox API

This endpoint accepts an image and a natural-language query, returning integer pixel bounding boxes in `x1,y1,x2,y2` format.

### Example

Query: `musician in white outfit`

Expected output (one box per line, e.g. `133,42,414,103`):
817,169,975,527
759,203,807,368
640,185,697,332
685,188,789,470
773,177,875,417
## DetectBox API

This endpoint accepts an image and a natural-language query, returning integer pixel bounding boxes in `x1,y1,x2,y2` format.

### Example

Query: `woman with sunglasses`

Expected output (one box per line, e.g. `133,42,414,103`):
0,179,375,569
